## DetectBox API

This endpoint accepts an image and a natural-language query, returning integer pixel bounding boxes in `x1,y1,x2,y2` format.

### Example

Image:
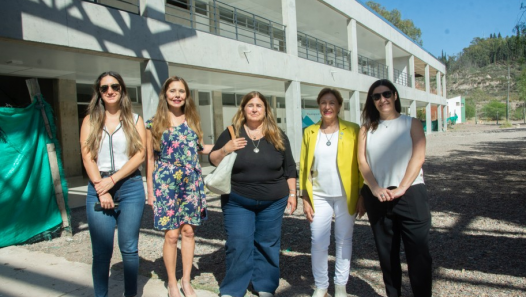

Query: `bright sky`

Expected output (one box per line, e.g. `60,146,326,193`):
370,0,522,58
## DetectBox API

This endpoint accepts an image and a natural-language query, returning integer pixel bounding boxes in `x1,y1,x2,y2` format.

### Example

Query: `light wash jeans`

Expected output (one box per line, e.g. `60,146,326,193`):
86,170,145,297
310,194,356,289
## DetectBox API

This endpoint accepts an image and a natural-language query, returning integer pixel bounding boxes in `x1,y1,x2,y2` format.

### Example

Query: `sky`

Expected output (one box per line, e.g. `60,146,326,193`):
370,0,523,58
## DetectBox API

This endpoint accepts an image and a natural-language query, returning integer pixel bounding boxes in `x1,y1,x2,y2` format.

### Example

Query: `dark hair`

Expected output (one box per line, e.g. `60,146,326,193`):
316,88,343,106
361,79,401,131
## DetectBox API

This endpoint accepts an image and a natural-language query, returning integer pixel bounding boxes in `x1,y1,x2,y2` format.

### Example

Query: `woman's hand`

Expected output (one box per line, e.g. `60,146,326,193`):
390,185,409,200
94,177,115,196
372,186,394,202
223,137,247,154
356,195,366,219
99,192,114,209
286,195,297,215
147,194,156,208
302,196,314,223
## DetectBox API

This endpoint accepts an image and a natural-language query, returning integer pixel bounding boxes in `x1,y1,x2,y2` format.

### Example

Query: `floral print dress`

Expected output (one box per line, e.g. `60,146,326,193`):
146,120,207,230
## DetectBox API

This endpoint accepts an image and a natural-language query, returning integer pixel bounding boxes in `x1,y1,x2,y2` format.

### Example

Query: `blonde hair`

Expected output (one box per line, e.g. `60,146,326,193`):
232,91,285,151
150,76,203,151
84,71,143,161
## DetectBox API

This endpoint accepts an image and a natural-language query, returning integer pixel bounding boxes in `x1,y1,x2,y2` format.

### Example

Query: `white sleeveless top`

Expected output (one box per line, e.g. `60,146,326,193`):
97,113,139,172
312,130,344,197
365,114,424,188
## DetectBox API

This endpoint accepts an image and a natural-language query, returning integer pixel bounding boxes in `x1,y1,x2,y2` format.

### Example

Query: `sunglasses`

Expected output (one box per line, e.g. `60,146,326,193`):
99,84,121,93
372,91,393,101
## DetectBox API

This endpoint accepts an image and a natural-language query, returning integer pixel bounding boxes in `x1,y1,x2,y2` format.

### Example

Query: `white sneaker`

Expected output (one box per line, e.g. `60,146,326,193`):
335,284,347,297
312,287,328,297
259,292,274,297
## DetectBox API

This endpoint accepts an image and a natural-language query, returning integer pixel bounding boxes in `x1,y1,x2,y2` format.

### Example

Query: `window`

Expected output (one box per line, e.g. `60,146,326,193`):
167,0,188,10
195,0,207,16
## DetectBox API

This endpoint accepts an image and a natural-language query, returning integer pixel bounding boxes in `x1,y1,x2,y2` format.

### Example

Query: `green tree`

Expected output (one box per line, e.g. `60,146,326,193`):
366,1,423,46
482,100,506,120
465,98,476,119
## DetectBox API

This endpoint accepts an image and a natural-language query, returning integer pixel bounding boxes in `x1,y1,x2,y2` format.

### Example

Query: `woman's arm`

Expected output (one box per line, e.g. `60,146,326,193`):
390,118,426,199
145,128,155,206
199,144,214,155
299,130,315,222
209,129,247,166
94,116,147,196
286,178,297,215
357,126,393,202
80,116,114,208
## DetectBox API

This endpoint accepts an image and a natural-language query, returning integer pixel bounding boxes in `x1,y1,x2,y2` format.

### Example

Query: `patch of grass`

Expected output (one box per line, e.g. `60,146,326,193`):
499,121,513,128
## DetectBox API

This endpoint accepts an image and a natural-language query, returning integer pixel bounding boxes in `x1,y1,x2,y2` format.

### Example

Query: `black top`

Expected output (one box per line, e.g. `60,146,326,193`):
209,126,298,201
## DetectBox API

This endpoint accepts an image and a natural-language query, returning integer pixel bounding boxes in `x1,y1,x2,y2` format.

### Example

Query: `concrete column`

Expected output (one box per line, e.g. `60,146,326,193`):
347,18,359,72
209,1,220,34
271,95,277,117
409,55,415,88
350,90,361,125
212,90,223,141
436,72,442,96
437,104,442,131
442,75,447,99
192,89,200,109
141,59,169,120
443,105,448,132
410,100,417,118
425,64,430,93
385,41,393,81
140,0,165,20
53,79,82,177
285,80,302,160
282,0,298,56
425,103,431,135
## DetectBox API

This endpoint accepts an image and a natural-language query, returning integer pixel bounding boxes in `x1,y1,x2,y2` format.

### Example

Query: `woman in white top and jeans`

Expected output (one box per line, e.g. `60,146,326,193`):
357,79,432,297
80,71,147,297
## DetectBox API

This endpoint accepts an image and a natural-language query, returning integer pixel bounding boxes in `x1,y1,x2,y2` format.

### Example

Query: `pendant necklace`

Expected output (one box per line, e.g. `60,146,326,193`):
245,126,262,153
323,128,335,146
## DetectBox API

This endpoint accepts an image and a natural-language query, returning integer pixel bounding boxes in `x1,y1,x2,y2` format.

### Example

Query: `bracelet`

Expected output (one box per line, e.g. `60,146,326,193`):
289,193,296,197
110,176,115,185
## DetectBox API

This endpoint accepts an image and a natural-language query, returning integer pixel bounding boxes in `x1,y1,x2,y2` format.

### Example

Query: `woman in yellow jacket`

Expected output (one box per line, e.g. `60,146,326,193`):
299,88,364,297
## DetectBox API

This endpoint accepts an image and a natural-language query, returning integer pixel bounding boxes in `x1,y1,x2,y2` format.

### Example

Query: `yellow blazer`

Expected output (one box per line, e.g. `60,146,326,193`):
299,118,363,215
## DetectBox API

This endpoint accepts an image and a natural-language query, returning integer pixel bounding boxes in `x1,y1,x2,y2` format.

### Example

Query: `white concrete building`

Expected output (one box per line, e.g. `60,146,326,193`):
447,96,464,123
0,0,447,177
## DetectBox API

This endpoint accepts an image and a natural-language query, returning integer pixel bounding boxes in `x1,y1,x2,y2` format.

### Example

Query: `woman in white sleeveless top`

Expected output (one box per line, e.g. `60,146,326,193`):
80,71,146,297
357,79,432,297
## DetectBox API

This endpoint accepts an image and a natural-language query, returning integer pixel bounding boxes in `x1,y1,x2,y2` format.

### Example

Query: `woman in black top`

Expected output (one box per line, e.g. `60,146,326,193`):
209,91,298,297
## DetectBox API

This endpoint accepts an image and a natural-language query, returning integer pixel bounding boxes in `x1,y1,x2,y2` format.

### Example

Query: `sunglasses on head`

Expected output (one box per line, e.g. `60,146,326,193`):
99,84,121,93
371,91,393,101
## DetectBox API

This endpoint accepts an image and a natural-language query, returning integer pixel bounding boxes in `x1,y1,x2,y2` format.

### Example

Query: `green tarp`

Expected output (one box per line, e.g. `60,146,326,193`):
0,98,70,247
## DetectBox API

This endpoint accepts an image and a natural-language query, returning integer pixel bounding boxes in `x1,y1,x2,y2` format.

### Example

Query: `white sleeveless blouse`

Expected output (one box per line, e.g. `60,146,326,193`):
97,113,139,172
365,114,424,188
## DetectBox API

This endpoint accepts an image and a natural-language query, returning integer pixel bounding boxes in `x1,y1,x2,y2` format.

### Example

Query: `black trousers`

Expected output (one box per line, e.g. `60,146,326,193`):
362,184,432,297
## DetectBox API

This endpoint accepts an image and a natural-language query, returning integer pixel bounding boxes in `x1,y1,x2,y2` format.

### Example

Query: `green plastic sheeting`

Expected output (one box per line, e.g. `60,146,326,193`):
0,98,70,247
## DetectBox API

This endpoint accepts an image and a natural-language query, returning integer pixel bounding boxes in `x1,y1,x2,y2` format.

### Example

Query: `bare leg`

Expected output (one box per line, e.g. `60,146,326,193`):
180,224,196,297
164,229,182,297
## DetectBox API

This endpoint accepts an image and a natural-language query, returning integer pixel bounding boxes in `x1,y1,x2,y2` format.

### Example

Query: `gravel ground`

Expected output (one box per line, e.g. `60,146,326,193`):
23,122,526,297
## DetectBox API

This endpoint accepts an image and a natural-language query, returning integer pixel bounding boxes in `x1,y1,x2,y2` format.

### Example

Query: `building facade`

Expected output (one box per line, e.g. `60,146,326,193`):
0,0,447,177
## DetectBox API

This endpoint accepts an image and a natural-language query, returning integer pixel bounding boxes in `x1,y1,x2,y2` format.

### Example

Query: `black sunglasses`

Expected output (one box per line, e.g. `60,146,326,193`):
372,91,393,101
99,84,121,93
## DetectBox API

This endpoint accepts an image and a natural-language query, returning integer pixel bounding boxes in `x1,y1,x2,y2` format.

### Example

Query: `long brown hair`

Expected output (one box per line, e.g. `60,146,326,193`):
232,91,285,151
150,76,203,151
84,71,143,160
361,79,401,132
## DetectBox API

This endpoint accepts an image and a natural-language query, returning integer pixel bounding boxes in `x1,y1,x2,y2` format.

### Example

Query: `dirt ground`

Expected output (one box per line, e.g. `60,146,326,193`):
23,122,526,297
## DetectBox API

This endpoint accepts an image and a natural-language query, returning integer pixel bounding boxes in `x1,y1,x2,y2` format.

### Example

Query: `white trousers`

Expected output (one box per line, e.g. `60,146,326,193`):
310,194,356,289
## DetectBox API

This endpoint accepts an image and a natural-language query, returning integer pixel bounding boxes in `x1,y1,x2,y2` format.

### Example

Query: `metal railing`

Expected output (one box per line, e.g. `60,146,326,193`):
358,54,388,79
165,0,286,52
297,31,351,70
394,68,410,87
82,0,139,14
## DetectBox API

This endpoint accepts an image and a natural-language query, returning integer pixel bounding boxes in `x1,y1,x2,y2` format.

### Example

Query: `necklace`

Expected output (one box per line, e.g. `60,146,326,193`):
245,126,262,153
323,128,336,146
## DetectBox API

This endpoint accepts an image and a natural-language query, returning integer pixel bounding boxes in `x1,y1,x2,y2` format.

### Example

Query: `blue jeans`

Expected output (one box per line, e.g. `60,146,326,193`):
220,192,288,297
86,170,145,297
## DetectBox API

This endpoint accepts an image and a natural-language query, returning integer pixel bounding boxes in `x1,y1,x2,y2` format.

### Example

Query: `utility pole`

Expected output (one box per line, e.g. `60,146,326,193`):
506,65,510,122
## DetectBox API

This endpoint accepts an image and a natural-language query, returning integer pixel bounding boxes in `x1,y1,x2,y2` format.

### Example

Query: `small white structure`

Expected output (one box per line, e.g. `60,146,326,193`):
447,96,464,123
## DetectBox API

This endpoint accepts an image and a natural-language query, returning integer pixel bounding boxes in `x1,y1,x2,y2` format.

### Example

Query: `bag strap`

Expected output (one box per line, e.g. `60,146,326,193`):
227,125,235,139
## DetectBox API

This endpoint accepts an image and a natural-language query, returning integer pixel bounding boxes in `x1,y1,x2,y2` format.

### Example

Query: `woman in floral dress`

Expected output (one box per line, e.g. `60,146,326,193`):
146,76,212,297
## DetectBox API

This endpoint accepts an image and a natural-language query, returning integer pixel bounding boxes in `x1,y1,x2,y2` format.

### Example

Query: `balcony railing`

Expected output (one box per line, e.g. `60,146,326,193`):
358,54,388,79
297,31,351,70
394,68,411,87
165,0,286,52
82,0,139,14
